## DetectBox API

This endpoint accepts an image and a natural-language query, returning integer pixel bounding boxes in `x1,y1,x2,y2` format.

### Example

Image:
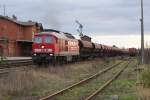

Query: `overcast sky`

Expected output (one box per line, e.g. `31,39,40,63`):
0,0,150,48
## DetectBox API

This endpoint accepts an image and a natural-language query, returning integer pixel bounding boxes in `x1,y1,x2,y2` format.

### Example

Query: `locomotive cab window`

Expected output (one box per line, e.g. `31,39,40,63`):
34,37,42,44
44,36,53,44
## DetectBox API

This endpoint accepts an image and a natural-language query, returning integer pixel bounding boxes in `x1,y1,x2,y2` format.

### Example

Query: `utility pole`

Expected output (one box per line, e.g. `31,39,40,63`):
140,0,144,64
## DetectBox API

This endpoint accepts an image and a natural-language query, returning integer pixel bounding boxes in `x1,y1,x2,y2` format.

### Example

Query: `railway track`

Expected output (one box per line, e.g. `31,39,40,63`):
85,61,130,100
0,59,32,68
39,60,129,100
0,59,33,74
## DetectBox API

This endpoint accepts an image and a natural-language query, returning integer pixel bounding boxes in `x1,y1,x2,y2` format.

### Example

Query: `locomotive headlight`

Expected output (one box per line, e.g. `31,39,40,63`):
50,54,53,56
41,46,45,49
33,53,37,56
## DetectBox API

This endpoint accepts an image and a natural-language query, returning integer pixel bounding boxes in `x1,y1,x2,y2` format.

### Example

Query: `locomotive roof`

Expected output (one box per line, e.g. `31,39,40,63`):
43,29,75,39
36,31,76,40
43,29,60,33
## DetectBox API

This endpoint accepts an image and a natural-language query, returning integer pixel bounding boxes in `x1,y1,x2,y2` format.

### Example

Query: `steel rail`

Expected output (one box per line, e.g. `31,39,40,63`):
0,59,32,64
84,61,130,100
39,61,124,100
0,68,9,74
0,60,33,68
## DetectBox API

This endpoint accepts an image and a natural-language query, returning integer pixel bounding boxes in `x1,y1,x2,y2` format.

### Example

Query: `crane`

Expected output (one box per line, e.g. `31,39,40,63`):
75,20,83,37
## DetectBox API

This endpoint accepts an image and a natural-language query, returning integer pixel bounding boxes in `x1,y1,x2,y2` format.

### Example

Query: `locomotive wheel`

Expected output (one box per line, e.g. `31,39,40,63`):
52,56,56,66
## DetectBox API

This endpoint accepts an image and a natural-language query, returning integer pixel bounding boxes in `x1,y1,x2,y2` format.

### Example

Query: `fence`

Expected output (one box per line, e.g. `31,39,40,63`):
0,46,3,61
137,49,150,64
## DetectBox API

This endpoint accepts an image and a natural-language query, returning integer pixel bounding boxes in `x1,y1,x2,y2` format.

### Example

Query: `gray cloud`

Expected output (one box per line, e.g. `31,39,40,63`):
0,0,150,35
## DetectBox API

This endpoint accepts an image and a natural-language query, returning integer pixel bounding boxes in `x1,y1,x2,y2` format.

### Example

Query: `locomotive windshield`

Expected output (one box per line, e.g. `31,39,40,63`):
34,35,54,44
34,37,42,43
44,36,53,44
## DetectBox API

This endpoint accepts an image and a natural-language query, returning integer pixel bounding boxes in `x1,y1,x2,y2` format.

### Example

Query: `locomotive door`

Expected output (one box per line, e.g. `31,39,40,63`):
65,40,68,51
58,39,65,52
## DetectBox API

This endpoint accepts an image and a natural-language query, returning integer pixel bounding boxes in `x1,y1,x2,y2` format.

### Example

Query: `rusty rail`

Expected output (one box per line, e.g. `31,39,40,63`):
0,59,33,74
85,61,130,100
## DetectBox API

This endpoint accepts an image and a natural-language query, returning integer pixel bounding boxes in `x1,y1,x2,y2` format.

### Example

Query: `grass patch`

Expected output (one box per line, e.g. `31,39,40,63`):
137,86,150,100
96,59,138,100
137,64,150,100
0,59,108,100
120,95,138,100
0,58,121,100
139,67,150,88
0,70,40,100
113,80,136,90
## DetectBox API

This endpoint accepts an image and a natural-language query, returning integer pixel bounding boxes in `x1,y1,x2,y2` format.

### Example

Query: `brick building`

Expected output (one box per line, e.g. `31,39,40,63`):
0,15,43,56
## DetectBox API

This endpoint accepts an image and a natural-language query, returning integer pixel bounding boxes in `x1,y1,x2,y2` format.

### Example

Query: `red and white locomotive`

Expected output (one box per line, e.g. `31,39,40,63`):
32,29,79,65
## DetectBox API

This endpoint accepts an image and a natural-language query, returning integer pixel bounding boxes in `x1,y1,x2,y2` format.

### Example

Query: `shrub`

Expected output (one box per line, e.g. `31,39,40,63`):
0,70,39,98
